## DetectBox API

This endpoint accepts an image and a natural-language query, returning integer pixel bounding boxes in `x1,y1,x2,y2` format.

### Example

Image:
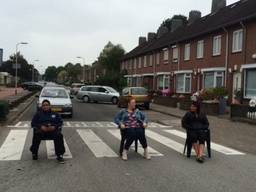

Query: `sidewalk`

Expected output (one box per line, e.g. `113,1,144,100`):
0,87,24,100
151,103,256,155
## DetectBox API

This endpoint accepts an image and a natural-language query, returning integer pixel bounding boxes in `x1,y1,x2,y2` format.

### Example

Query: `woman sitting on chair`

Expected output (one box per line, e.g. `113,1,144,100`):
182,102,209,163
114,97,150,161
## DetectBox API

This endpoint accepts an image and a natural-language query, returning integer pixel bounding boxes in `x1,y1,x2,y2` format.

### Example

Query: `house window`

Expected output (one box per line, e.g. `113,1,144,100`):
157,75,170,90
172,46,178,63
176,73,191,93
149,55,153,67
163,48,169,62
204,71,224,89
245,69,256,98
138,57,142,68
213,35,221,56
143,56,147,67
232,29,243,53
184,43,190,61
156,53,160,65
197,40,204,58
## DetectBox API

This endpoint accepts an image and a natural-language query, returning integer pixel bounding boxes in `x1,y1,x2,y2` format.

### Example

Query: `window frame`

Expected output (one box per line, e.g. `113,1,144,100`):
197,40,204,59
184,43,190,61
176,73,192,93
203,71,224,89
232,29,243,53
213,35,221,56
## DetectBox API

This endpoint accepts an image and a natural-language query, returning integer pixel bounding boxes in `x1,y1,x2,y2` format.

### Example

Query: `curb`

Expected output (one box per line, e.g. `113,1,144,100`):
2,93,37,126
151,107,183,119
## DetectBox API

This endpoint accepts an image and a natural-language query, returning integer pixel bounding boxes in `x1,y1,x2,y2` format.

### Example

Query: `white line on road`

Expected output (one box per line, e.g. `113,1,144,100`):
46,139,73,159
108,129,163,157
146,130,185,154
77,129,118,158
0,130,28,161
164,129,245,155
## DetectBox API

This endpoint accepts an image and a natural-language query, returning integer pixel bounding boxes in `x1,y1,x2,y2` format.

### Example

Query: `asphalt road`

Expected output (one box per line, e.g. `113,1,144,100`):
0,98,256,192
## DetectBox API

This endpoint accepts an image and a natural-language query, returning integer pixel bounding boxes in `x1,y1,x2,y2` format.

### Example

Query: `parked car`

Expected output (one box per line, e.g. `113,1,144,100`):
70,83,85,95
37,86,73,118
118,87,151,110
76,85,120,104
21,82,43,91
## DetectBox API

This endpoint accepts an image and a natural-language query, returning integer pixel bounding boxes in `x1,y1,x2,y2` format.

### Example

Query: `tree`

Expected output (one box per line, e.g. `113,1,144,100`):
0,52,38,82
57,70,68,84
44,66,58,82
98,42,125,73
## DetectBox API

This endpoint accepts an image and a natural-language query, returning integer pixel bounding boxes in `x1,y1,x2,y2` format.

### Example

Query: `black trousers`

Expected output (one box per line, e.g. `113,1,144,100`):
124,128,148,150
30,129,65,156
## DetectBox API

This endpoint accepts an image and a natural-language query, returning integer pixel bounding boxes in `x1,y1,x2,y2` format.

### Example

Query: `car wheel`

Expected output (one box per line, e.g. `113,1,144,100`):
83,95,90,103
111,97,118,105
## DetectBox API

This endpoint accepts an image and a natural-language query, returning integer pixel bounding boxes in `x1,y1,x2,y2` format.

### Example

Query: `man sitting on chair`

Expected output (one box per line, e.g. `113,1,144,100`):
182,102,209,163
30,99,65,163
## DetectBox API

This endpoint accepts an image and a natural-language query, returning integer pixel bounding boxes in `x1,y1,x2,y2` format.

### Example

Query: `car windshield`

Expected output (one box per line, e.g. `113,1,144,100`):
41,89,68,98
131,88,148,95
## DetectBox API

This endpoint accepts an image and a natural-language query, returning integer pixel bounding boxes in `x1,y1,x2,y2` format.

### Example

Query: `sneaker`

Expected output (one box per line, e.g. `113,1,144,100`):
57,156,65,164
122,150,128,161
32,154,38,160
144,148,151,160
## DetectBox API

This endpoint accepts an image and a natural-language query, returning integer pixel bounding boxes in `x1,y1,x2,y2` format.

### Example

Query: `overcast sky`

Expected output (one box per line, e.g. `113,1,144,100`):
0,0,237,73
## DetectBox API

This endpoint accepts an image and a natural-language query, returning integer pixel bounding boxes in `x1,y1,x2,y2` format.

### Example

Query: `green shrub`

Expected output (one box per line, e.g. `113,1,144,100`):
201,87,228,100
0,101,9,120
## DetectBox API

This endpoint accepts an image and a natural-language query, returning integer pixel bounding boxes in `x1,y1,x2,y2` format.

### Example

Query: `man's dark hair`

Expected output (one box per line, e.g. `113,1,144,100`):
42,99,51,105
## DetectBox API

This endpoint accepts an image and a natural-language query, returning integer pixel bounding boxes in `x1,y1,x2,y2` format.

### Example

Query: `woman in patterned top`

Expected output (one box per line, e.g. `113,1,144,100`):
115,97,150,161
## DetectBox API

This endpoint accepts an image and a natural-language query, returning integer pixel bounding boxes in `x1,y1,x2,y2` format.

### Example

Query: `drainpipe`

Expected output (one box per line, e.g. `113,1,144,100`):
240,21,247,101
223,27,229,88
153,51,156,90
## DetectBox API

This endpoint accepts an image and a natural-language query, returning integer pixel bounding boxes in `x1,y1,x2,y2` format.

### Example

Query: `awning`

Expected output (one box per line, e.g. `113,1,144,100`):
174,70,193,74
156,72,171,75
201,67,225,72
241,63,256,69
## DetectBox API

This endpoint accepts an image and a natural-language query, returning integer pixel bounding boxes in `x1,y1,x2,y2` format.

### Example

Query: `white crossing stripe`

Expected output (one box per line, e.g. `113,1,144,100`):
77,129,118,158
164,129,245,155
146,130,185,154
108,129,163,157
0,130,28,161
46,139,73,159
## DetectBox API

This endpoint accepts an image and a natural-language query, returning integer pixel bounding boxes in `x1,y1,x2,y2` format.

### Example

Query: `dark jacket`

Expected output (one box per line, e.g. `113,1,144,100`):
31,109,63,130
182,111,209,131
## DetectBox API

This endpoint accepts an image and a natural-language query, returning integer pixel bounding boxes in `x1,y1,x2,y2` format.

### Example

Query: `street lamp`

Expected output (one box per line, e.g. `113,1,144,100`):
77,56,85,83
32,59,39,82
15,42,28,95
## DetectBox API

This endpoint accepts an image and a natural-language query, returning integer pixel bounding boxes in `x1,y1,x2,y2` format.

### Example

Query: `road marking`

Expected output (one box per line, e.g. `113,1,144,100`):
164,129,245,155
146,130,185,154
0,130,28,161
108,129,163,157
77,129,118,158
46,139,72,159
7,121,171,129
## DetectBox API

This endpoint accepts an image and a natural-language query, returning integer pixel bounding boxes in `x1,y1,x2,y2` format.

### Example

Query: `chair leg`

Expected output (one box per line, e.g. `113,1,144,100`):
187,142,192,158
135,139,138,153
207,139,211,158
183,141,187,155
119,137,125,156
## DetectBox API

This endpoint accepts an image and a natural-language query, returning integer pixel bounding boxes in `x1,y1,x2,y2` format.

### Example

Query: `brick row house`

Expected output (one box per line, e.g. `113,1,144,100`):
120,0,256,102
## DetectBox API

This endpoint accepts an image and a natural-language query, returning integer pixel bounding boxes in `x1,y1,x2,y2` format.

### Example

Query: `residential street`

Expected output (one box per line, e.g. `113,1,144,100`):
0,98,255,192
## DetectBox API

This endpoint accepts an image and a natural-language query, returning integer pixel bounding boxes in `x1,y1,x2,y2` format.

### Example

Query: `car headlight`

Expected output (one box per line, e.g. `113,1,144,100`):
64,104,72,108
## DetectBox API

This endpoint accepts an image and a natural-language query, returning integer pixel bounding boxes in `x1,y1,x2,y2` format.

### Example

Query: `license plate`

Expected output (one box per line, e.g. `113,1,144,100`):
52,108,62,112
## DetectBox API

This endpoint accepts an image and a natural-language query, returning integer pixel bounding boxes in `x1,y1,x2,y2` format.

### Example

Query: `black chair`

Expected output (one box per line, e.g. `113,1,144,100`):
119,129,138,156
183,129,211,158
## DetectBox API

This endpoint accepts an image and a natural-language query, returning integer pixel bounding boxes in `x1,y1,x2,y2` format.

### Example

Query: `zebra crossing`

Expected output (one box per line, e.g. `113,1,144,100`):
0,121,245,161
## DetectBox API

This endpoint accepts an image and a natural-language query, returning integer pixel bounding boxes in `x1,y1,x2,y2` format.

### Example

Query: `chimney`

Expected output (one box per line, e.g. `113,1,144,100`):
147,32,156,42
157,26,169,38
211,0,226,13
188,10,201,24
138,37,147,46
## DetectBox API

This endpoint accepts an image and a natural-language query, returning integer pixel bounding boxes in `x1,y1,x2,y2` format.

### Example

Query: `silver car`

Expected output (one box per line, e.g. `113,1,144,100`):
37,87,73,118
76,85,120,104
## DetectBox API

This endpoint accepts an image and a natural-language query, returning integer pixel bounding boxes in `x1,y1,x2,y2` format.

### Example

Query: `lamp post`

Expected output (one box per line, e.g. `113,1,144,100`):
77,56,85,83
15,42,28,95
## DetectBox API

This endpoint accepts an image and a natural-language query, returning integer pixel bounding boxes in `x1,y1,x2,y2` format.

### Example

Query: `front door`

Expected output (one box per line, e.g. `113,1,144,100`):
233,72,242,98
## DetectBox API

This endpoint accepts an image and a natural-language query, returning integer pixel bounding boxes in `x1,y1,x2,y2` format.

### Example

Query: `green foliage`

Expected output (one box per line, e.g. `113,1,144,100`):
201,87,228,100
